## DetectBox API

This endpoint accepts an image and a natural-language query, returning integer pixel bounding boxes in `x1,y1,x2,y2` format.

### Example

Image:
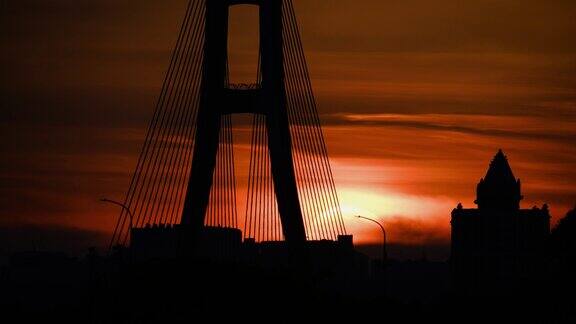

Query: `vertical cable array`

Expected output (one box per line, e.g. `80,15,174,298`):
243,0,346,242
282,0,346,240
205,115,238,228
244,51,283,242
109,0,206,248
244,114,283,242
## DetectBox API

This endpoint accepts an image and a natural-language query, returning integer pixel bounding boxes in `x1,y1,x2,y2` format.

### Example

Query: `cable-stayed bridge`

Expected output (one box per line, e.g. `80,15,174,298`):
109,0,346,252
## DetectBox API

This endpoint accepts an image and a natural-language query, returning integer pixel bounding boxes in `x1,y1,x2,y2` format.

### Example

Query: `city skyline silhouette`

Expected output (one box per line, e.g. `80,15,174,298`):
1,1,576,322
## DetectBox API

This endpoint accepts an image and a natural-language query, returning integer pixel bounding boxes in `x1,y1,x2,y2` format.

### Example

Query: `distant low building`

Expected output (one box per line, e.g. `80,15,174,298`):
130,224,370,278
450,150,550,289
131,224,242,261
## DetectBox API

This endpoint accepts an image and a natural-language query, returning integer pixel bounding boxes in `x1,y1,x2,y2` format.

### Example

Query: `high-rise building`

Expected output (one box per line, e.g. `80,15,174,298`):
451,150,550,289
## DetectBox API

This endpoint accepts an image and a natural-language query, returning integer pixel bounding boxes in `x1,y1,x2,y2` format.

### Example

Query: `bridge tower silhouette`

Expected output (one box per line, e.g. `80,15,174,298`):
182,0,305,243
110,0,346,249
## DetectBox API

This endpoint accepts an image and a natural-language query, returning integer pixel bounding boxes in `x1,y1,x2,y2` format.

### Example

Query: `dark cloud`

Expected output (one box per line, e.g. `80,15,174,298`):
385,216,449,246
0,87,157,127
322,113,576,148
296,0,576,53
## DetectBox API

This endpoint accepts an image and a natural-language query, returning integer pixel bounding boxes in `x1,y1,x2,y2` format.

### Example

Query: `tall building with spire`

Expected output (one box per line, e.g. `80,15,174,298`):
451,150,550,289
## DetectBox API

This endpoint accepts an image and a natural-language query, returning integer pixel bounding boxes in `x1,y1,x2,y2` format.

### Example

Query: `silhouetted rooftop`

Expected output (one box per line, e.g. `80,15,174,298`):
483,149,517,185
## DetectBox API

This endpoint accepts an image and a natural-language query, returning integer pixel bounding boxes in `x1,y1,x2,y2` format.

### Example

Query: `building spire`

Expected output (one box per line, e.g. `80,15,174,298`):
475,149,523,210
484,149,517,185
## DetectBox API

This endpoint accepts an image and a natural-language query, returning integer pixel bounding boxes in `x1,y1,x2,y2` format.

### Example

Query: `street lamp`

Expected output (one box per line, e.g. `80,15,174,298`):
100,198,133,244
355,215,387,263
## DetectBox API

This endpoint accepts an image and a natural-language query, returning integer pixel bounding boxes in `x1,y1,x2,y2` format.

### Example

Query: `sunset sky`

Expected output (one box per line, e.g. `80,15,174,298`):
1,0,575,255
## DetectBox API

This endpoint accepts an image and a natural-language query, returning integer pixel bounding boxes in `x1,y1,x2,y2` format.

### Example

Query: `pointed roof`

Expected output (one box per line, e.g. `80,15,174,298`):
483,149,517,184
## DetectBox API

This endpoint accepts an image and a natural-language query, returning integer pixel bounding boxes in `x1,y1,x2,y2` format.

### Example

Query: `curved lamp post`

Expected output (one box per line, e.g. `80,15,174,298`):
100,198,133,244
356,215,387,263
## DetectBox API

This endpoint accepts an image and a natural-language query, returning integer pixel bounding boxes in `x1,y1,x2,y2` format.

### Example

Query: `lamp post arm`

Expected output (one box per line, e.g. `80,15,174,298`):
357,216,385,235
100,199,133,225
356,215,387,263
100,198,134,246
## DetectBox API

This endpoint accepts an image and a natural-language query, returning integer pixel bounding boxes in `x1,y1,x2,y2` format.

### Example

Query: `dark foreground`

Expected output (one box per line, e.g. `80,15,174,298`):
1,248,575,323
